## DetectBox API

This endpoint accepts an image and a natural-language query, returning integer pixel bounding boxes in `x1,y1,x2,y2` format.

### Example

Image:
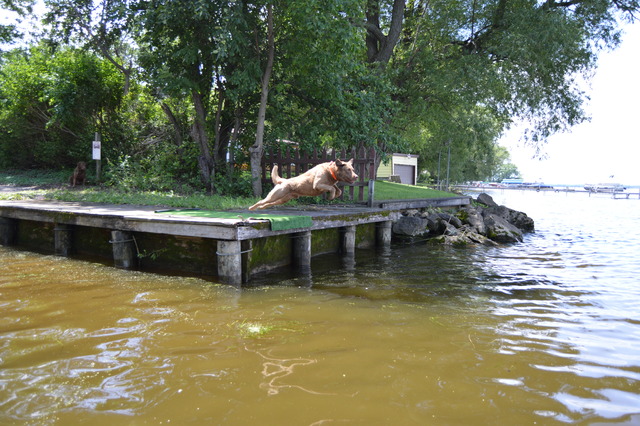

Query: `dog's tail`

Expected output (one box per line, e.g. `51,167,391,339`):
271,165,284,185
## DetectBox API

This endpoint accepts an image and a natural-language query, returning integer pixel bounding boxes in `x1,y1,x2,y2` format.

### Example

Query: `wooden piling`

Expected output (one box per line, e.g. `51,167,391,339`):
0,217,17,246
54,224,73,256
111,230,136,269
367,180,375,208
241,240,253,283
217,240,242,286
376,220,392,248
292,230,312,273
341,225,356,254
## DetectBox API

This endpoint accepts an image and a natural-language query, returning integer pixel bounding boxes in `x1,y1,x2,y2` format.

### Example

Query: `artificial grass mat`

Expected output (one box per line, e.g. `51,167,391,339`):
155,209,313,231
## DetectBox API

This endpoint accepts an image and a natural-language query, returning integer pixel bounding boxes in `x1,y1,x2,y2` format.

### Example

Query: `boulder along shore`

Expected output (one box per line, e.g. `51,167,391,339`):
392,192,534,246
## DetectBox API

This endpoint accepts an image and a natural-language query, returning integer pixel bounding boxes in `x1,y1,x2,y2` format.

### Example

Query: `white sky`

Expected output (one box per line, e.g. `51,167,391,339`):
500,22,640,185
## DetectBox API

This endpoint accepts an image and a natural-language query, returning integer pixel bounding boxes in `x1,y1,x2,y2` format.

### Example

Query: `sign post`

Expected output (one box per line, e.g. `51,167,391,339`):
93,133,101,183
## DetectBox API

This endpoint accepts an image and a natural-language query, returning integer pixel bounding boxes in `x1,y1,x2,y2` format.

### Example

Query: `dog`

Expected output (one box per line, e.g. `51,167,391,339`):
249,159,359,210
69,161,87,187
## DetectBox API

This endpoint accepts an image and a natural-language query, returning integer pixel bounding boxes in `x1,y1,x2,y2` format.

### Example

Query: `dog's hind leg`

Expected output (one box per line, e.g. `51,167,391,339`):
255,193,298,210
249,185,291,210
249,187,298,210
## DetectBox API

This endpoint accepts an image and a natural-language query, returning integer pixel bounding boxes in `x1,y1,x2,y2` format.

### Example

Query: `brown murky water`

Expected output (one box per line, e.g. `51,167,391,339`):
2,190,640,425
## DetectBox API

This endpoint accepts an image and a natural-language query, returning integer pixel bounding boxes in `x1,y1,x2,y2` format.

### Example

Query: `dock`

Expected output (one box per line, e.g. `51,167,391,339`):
0,196,470,285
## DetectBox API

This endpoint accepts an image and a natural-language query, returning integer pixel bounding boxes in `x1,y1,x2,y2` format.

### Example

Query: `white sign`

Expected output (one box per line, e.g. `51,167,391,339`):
92,141,101,160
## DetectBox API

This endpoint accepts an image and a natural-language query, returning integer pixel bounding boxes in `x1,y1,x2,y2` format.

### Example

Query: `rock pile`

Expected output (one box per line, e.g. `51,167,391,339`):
392,193,534,246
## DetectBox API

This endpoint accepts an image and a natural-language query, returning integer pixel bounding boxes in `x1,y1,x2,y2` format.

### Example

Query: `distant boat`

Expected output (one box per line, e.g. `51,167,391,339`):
500,179,553,190
584,183,626,193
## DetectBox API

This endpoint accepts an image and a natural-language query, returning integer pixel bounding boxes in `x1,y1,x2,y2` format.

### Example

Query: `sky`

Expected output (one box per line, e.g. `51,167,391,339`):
499,22,640,186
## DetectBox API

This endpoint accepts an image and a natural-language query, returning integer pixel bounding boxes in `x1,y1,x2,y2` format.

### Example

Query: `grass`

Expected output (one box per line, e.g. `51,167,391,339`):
370,180,457,200
0,186,259,210
0,169,69,186
0,169,458,209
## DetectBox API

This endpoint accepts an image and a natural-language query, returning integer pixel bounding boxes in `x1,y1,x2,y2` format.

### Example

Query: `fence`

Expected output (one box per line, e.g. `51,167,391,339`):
260,145,377,202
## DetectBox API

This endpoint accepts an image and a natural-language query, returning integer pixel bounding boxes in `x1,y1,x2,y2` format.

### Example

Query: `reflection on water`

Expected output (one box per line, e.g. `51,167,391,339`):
1,190,640,424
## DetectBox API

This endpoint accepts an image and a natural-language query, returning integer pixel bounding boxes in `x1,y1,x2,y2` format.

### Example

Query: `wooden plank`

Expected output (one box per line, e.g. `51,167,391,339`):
378,197,471,209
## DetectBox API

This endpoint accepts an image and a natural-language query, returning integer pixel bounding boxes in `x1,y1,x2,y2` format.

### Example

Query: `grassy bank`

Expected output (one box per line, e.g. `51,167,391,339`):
1,170,458,209
371,180,457,200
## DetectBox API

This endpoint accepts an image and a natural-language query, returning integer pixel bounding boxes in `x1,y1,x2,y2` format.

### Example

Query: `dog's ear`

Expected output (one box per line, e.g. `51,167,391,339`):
347,158,354,165
335,159,343,167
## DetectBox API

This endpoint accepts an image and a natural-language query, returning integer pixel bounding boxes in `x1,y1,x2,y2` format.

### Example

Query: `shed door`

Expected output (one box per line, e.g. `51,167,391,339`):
394,164,415,185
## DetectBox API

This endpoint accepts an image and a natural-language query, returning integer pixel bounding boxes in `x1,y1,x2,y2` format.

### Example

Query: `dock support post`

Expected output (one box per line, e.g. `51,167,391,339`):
367,180,375,208
111,230,136,269
54,224,73,256
341,225,356,254
0,217,17,246
376,221,392,249
292,230,312,273
217,240,242,286
241,240,252,284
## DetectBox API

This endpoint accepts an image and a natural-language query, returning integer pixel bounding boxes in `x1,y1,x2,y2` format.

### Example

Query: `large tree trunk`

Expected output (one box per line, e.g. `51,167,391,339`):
365,0,405,66
250,4,275,198
191,90,214,192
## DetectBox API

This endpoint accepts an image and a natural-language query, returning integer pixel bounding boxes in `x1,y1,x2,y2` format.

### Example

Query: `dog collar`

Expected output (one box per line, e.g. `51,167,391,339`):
329,168,338,181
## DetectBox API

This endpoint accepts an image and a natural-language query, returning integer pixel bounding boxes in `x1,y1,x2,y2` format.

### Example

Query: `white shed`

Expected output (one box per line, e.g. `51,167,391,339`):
377,153,419,185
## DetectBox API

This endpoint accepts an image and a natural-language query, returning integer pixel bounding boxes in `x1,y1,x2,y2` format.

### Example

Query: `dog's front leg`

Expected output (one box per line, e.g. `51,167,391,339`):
332,184,342,200
313,176,338,199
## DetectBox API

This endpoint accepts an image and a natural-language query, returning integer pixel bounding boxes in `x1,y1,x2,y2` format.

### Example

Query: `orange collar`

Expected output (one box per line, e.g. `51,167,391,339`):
329,168,338,182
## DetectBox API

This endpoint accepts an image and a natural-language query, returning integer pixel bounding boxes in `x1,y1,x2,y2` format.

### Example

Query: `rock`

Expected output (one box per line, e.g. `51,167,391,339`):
392,216,428,236
484,205,534,232
443,221,459,236
483,213,523,243
456,206,486,235
427,235,465,246
458,225,498,246
477,193,498,207
427,232,496,247
437,212,463,228
391,197,534,245
425,213,445,235
402,209,420,217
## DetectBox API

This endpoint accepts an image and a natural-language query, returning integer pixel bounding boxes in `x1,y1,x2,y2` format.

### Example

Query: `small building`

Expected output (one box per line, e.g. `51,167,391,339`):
377,153,419,185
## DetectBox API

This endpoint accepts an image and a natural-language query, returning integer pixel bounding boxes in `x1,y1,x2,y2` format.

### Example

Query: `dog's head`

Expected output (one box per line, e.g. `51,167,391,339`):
76,161,87,171
334,158,358,184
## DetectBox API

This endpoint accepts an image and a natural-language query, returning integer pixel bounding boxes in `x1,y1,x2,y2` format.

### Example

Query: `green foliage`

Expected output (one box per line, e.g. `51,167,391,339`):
3,0,639,193
0,44,125,168
387,0,634,180
267,0,400,153
490,146,521,182
213,170,254,198
0,0,33,46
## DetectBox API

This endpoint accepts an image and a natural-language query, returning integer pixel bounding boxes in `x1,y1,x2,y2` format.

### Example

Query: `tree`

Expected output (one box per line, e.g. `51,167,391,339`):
133,0,261,192
0,44,125,168
0,0,34,47
359,0,639,180
249,4,274,197
21,0,640,191
491,146,521,182
44,0,136,94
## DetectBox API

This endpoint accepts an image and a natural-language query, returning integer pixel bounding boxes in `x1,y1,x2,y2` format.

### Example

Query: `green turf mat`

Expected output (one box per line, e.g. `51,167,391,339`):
155,209,312,231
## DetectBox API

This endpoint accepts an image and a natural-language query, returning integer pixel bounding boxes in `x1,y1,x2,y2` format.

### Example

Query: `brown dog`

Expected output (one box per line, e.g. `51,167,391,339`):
69,161,87,187
249,159,358,210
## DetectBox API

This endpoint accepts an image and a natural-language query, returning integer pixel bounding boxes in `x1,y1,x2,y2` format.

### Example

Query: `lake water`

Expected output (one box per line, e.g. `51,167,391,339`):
1,190,639,425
